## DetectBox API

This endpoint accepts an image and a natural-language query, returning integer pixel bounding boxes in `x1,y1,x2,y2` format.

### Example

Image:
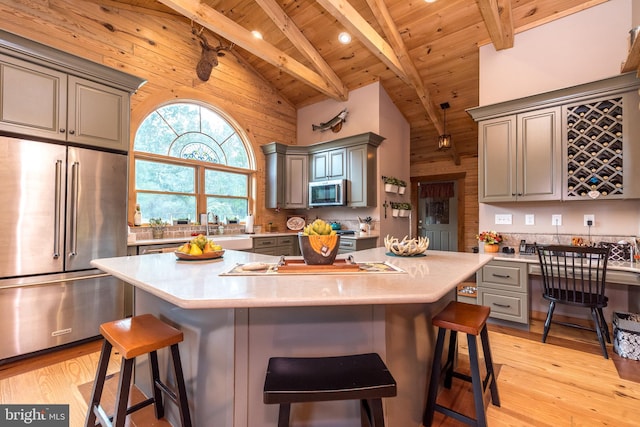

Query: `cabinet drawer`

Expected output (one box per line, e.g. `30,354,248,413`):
277,236,295,245
253,237,277,248
478,288,528,324
481,262,526,292
339,239,356,251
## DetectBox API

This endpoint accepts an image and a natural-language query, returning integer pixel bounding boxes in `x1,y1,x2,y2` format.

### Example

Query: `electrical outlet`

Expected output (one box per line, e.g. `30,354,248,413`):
552,214,562,226
584,214,595,227
525,214,535,225
495,214,512,225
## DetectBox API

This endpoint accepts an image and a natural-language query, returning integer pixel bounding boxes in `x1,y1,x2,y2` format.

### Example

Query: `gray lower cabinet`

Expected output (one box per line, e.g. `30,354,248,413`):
253,235,299,256
477,260,529,324
338,236,378,254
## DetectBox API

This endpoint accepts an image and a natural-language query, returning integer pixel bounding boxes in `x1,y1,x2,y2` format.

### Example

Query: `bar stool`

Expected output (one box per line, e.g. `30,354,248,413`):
85,314,192,427
263,352,397,427
423,301,500,427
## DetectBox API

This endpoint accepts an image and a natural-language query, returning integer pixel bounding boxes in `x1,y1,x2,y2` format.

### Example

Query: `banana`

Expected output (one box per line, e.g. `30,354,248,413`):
301,219,334,236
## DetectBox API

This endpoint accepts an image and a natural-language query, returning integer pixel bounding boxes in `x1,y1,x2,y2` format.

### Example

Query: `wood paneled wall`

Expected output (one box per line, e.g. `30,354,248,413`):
0,0,297,229
411,155,479,252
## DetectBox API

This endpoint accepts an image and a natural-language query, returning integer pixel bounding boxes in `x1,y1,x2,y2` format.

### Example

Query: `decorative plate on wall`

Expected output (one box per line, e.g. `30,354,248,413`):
286,216,306,231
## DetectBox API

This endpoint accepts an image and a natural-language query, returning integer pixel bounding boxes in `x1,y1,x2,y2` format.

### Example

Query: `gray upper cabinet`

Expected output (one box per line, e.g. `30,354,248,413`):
310,148,346,181
262,143,308,209
263,132,384,209
0,30,144,152
347,143,377,207
478,107,561,202
470,73,640,202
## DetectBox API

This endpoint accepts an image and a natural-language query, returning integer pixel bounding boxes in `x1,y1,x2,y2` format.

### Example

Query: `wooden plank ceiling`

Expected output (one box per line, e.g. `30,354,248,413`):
117,0,605,165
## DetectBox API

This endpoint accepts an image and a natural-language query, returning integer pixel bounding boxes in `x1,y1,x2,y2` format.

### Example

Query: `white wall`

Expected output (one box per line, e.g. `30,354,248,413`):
478,0,640,240
296,82,410,239
480,0,632,105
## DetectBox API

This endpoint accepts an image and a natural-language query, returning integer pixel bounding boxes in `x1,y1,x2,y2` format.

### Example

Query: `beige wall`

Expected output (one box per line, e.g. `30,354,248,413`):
296,82,411,238
1,0,297,230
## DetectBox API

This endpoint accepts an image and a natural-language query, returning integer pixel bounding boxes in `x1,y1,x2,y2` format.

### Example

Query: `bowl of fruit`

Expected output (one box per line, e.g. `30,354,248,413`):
175,234,224,260
298,219,340,265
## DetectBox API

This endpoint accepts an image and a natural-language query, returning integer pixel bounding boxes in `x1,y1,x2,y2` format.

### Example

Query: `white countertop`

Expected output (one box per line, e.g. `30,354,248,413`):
91,247,493,309
491,252,640,274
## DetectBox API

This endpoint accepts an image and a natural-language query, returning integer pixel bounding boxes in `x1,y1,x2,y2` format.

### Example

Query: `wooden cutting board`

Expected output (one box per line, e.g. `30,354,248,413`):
276,258,361,273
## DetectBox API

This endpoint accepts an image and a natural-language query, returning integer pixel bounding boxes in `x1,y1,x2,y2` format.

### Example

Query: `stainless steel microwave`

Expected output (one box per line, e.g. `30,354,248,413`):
309,179,346,207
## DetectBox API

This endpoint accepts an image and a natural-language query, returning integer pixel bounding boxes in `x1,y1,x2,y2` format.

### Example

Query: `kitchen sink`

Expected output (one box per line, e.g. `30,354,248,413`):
208,235,253,250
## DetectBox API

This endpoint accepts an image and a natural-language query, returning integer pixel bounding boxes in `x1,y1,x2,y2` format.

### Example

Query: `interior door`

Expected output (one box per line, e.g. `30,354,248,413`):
418,181,458,251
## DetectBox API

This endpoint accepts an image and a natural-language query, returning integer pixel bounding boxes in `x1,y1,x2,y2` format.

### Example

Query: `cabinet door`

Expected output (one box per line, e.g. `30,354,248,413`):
67,76,129,151
0,54,67,140
478,115,517,202
310,148,345,181
347,144,376,207
517,107,561,201
285,154,308,208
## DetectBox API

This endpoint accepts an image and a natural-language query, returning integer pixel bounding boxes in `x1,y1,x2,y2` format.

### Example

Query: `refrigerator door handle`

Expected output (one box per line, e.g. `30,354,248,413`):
69,161,80,257
54,159,63,259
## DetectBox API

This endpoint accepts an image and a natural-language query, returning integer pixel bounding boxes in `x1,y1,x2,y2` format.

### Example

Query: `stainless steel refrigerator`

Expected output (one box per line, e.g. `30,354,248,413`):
0,136,127,361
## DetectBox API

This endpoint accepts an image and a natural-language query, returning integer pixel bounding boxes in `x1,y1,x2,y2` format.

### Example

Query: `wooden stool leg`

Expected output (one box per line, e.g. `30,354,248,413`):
467,334,487,427
85,340,112,427
148,350,165,419
443,330,457,389
170,343,193,427
423,327,447,427
480,326,500,407
112,358,134,427
368,398,385,427
277,403,291,427
360,399,370,427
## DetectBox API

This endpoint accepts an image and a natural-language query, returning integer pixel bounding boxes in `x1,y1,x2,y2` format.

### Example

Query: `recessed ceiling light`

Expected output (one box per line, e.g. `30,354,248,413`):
338,32,352,44
252,30,263,40
425,0,437,3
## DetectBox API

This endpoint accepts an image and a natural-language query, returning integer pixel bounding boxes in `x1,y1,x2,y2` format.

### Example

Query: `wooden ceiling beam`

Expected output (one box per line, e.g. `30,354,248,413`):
254,0,348,98
315,0,410,85
364,0,444,134
475,0,514,50
156,0,347,100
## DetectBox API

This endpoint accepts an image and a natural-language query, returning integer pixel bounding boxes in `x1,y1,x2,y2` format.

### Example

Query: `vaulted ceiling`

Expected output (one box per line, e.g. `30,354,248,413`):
118,0,605,165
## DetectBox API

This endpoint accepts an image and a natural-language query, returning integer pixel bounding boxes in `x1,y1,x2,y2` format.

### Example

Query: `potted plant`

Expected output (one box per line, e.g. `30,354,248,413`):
390,202,400,217
476,230,503,253
384,176,399,193
149,217,168,239
398,203,412,217
397,179,407,195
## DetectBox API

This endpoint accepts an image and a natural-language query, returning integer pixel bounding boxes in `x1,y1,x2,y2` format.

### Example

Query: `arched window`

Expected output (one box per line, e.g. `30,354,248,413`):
133,102,255,224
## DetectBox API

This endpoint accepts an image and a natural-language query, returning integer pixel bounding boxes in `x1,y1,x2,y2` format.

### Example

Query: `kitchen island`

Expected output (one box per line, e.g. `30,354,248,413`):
92,247,493,427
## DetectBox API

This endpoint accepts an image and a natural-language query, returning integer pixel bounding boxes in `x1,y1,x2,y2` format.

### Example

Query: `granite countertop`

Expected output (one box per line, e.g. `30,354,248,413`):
91,247,493,309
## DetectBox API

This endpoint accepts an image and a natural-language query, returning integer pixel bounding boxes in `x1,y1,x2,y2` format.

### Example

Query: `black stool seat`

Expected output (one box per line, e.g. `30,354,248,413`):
423,301,500,427
85,314,192,427
264,353,396,427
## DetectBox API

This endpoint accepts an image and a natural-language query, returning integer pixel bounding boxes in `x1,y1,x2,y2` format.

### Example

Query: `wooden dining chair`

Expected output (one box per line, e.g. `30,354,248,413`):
535,244,611,358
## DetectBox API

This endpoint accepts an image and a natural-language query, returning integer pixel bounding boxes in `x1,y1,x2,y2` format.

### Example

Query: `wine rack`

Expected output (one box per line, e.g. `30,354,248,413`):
566,97,623,198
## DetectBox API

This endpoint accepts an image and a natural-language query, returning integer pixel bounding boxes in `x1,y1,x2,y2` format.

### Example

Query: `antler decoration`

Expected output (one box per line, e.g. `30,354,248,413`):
192,27,232,82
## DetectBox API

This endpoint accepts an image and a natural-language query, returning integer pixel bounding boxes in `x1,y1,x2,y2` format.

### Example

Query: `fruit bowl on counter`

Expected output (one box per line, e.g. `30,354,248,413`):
384,235,429,257
175,234,225,260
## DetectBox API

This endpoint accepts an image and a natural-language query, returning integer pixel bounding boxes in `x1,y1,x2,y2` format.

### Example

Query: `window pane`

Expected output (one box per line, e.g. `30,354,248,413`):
157,103,201,136
223,133,250,168
205,170,247,196
133,112,175,154
137,193,196,224
135,160,195,193
207,197,247,222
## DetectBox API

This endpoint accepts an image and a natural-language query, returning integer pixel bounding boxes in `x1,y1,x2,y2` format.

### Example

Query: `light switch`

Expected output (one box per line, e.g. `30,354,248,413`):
525,214,535,225
495,214,512,225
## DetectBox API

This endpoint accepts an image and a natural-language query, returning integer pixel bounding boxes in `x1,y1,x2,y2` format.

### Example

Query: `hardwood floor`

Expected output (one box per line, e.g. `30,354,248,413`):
0,313,638,426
